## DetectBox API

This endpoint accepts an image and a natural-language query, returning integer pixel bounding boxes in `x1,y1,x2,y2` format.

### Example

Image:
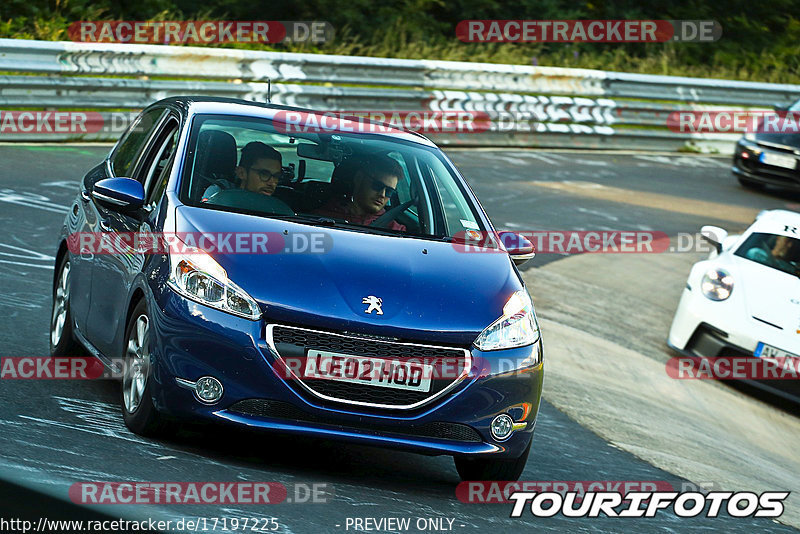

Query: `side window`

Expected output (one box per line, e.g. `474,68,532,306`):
110,108,166,177
144,123,180,207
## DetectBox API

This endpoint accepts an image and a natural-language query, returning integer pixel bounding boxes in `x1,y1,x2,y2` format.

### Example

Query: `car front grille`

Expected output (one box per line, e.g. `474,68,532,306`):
265,324,471,410
227,398,483,442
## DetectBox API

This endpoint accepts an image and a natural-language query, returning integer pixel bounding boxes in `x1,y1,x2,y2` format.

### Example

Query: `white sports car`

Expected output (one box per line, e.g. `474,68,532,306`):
668,209,800,403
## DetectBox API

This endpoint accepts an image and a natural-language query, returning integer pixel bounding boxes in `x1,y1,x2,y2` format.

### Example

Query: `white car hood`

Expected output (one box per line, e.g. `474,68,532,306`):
731,255,800,332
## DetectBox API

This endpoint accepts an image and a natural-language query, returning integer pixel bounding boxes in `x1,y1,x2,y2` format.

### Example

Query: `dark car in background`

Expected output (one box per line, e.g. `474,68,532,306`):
733,99,800,191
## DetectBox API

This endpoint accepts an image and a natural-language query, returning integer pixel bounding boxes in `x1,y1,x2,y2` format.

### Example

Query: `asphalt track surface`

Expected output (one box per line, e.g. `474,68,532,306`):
0,144,798,533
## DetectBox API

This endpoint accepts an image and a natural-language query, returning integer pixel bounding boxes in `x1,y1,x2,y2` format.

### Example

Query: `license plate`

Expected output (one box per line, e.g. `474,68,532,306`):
304,350,433,393
754,342,799,360
759,152,797,169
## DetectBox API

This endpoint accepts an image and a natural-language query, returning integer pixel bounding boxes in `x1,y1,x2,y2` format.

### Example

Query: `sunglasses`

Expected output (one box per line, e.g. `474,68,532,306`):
368,178,397,197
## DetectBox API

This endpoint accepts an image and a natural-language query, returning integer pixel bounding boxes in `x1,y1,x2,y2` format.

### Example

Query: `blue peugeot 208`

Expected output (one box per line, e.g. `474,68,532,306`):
50,97,543,480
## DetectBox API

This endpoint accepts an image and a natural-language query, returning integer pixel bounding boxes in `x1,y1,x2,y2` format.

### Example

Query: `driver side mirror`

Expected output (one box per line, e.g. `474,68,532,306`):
92,177,145,212
700,225,728,253
498,231,536,267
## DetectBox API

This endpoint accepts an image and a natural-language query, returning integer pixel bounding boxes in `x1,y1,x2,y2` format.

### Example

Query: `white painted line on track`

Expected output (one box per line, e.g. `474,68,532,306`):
0,189,69,214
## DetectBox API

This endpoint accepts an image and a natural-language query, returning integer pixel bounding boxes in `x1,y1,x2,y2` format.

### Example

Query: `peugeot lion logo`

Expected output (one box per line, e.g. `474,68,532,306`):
362,296,383,315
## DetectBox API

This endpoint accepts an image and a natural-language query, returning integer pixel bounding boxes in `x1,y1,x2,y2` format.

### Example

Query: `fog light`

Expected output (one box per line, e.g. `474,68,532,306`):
195,376,223,404
491,414,514,441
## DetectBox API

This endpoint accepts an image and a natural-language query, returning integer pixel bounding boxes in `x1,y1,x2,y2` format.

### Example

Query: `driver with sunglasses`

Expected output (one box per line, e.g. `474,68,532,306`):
313,155,406,232
202,141,282,201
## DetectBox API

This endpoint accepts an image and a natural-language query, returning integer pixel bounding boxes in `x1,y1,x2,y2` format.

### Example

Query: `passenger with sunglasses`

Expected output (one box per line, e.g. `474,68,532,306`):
202,141,282,201
313,155,407,232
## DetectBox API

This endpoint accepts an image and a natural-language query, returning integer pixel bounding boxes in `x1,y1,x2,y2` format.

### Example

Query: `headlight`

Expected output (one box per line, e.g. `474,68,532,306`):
701,268,733,301
168,245,261,320
474,290,540,351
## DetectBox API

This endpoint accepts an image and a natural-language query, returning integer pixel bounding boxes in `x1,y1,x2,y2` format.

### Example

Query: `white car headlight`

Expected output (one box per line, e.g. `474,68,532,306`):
701,268,733,301
168,245,261,320
474,290,540,351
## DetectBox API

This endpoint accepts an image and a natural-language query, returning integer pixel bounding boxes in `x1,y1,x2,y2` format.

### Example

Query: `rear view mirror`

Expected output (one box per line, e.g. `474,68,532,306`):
297,142,345,163
92,178,145,212
297,143,328,161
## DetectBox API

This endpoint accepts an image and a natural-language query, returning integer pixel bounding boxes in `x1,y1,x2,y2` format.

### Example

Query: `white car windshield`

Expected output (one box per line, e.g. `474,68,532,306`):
734,232,800,276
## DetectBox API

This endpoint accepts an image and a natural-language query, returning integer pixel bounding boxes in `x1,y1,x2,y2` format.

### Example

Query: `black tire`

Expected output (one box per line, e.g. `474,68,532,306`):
120,300,169,437
454,439,532,481
737,176,765,190
49,254,81,357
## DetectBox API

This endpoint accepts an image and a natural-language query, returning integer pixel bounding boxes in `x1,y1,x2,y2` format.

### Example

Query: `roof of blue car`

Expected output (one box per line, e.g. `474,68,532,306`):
154,96,437,147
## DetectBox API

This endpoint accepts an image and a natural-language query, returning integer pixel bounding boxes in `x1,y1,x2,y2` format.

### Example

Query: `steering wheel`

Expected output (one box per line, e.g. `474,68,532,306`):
370,198,416,228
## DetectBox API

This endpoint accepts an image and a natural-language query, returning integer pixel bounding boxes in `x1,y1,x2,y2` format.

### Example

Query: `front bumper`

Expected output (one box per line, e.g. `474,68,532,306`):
146,288,543,458
667,287,800,403
668,285,795,354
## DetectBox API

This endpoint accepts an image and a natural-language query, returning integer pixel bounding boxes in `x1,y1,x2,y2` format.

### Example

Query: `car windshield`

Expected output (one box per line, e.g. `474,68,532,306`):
734,232,800,276
179,114,486,240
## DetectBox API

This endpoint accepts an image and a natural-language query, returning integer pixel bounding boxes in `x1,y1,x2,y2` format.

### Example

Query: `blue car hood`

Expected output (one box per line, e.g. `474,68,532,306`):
175,206,522,344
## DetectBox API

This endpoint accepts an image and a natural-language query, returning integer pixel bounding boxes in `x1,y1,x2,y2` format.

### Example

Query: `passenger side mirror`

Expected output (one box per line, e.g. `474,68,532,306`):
498,231,536,267
700,225,728,253
93,177,145,212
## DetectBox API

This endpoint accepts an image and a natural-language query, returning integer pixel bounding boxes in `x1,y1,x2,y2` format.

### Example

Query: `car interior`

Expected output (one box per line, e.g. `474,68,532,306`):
181,118,485,238
735,232,800,275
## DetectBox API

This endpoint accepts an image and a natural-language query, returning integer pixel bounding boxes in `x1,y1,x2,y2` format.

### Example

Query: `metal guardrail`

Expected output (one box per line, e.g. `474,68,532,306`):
1,38,799,152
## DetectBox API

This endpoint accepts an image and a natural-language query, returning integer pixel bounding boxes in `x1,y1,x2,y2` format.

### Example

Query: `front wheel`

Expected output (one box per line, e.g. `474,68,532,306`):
121,300,169,437
454,440,531,481
50,255,80,357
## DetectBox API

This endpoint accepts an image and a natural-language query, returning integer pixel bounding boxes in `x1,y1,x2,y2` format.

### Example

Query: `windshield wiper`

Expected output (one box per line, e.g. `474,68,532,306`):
269,214,339,226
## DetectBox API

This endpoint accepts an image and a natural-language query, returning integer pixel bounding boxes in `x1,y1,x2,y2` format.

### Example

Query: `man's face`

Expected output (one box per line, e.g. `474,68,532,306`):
353,172,399,214
772,236,794,259
237,157,281,195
